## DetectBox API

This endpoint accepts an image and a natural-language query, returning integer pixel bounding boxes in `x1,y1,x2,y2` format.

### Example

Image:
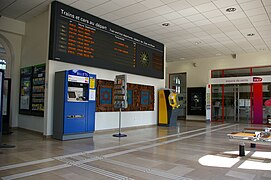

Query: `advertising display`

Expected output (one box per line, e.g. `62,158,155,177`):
31,64,45,114
19,64,45,116
187,87,206,116
19,67,32,112
49,1,164,79
206,84,211,120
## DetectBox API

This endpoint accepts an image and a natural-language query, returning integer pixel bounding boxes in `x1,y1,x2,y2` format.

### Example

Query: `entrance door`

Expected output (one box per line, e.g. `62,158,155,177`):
169,73,187,120
2,78,11,134
224,84,251,123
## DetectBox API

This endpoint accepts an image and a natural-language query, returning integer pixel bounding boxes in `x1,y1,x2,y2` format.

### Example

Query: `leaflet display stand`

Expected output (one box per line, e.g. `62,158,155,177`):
113,75,128,138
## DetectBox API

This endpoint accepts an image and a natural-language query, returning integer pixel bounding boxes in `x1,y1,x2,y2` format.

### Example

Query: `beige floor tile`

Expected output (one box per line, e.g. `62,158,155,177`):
1,121,270,180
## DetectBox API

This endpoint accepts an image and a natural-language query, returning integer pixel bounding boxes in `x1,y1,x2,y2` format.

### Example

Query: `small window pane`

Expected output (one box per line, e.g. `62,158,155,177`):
211,70,223,78
252,66,271,76
224,68,250,77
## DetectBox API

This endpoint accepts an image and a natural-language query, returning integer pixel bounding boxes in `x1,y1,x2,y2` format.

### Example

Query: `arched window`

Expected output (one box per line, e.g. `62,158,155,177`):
0,35,12,78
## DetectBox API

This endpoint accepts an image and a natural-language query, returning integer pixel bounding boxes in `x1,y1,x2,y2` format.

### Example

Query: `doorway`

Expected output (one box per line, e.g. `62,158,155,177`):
224,84,251,123
211,83,253,123
169,73,187,120
210,67,271,124
0,35,13,132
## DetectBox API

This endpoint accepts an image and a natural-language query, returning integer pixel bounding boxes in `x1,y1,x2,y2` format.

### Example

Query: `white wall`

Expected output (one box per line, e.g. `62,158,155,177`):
167,52,271,120
42,4,166,136
2,8,166,135
18,11,49,132
0,16,25,35
20,11,49,67
45,60,165,135
0,16,25,128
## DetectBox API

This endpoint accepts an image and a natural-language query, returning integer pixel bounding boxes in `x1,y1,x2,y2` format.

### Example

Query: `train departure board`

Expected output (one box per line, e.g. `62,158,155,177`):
49,1,164,79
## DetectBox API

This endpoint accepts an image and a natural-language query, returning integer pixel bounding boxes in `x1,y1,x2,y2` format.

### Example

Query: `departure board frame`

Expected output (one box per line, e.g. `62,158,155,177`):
49,1,164,79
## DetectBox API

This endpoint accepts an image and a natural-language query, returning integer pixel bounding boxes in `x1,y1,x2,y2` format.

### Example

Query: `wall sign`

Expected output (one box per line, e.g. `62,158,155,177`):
209,75,271,85
49,1,164,79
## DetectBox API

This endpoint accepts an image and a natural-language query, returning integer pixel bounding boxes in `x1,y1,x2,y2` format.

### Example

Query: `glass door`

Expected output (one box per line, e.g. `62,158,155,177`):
211,85,223,121
238,84,251,123
169,73,187,120
224,84,251,123
224,85,235,122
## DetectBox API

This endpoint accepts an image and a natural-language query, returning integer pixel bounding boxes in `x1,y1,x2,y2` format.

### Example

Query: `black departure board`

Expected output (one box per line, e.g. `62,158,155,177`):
49,1,164,79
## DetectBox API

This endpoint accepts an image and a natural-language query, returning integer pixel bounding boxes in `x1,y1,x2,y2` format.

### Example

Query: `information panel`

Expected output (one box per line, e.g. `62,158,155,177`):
187,87,206,116
19,67,32,112
19,64,46,117
31,64,45,114
49,1,164,79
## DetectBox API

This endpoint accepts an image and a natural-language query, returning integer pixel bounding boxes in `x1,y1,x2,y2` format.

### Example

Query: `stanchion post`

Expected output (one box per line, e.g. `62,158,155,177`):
239,142,245,156
113,74,127,138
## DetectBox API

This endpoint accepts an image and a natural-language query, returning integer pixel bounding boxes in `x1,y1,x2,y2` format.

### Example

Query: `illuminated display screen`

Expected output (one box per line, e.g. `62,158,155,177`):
49,1,164,79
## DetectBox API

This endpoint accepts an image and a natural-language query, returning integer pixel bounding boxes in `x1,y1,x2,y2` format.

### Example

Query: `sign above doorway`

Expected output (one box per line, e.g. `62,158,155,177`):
209,75,271,85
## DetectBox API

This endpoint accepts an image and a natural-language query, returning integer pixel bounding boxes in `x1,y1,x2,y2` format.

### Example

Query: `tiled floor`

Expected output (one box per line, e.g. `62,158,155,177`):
0,121,271,180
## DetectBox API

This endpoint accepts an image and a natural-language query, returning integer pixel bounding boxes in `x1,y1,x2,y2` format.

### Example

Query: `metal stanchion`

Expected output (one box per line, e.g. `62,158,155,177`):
113,108,127,137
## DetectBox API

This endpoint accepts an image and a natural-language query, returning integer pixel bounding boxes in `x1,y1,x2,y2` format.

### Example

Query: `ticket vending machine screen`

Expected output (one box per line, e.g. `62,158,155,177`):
68,91,76,99
67,84,88,102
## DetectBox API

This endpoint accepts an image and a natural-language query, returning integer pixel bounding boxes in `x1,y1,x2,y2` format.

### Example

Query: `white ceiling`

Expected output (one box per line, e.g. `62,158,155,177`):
1,0,271,62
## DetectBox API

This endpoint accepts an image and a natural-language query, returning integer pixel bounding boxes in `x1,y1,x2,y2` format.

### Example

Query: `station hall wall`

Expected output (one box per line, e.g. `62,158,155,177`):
2,7,166,135
0,16,25,128
166,52,271,120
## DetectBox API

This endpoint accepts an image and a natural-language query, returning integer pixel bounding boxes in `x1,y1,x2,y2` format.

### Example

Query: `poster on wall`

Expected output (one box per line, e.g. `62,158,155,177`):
190,92,203,111
31,64,45,116
96,79,154,112
187,87,206,115
19,64,46,116
19,67,32,112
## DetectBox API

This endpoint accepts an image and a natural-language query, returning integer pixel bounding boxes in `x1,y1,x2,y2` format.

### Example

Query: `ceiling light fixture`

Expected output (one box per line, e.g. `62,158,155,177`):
180,57,185,60
247,33,255,36
226,7,236,12
162,22,170,27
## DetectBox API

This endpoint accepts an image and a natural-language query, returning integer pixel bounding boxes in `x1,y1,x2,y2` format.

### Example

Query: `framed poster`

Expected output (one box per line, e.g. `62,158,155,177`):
127,90,133,105
19,67,32,114
19,64,46,116
31,64,45,116
96,79,154,112
187,87,206,115
100,87,112,105
141,91,150,105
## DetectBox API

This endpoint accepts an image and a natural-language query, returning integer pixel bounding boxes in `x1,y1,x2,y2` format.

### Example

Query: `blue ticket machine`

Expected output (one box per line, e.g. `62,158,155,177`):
53,70,96,140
